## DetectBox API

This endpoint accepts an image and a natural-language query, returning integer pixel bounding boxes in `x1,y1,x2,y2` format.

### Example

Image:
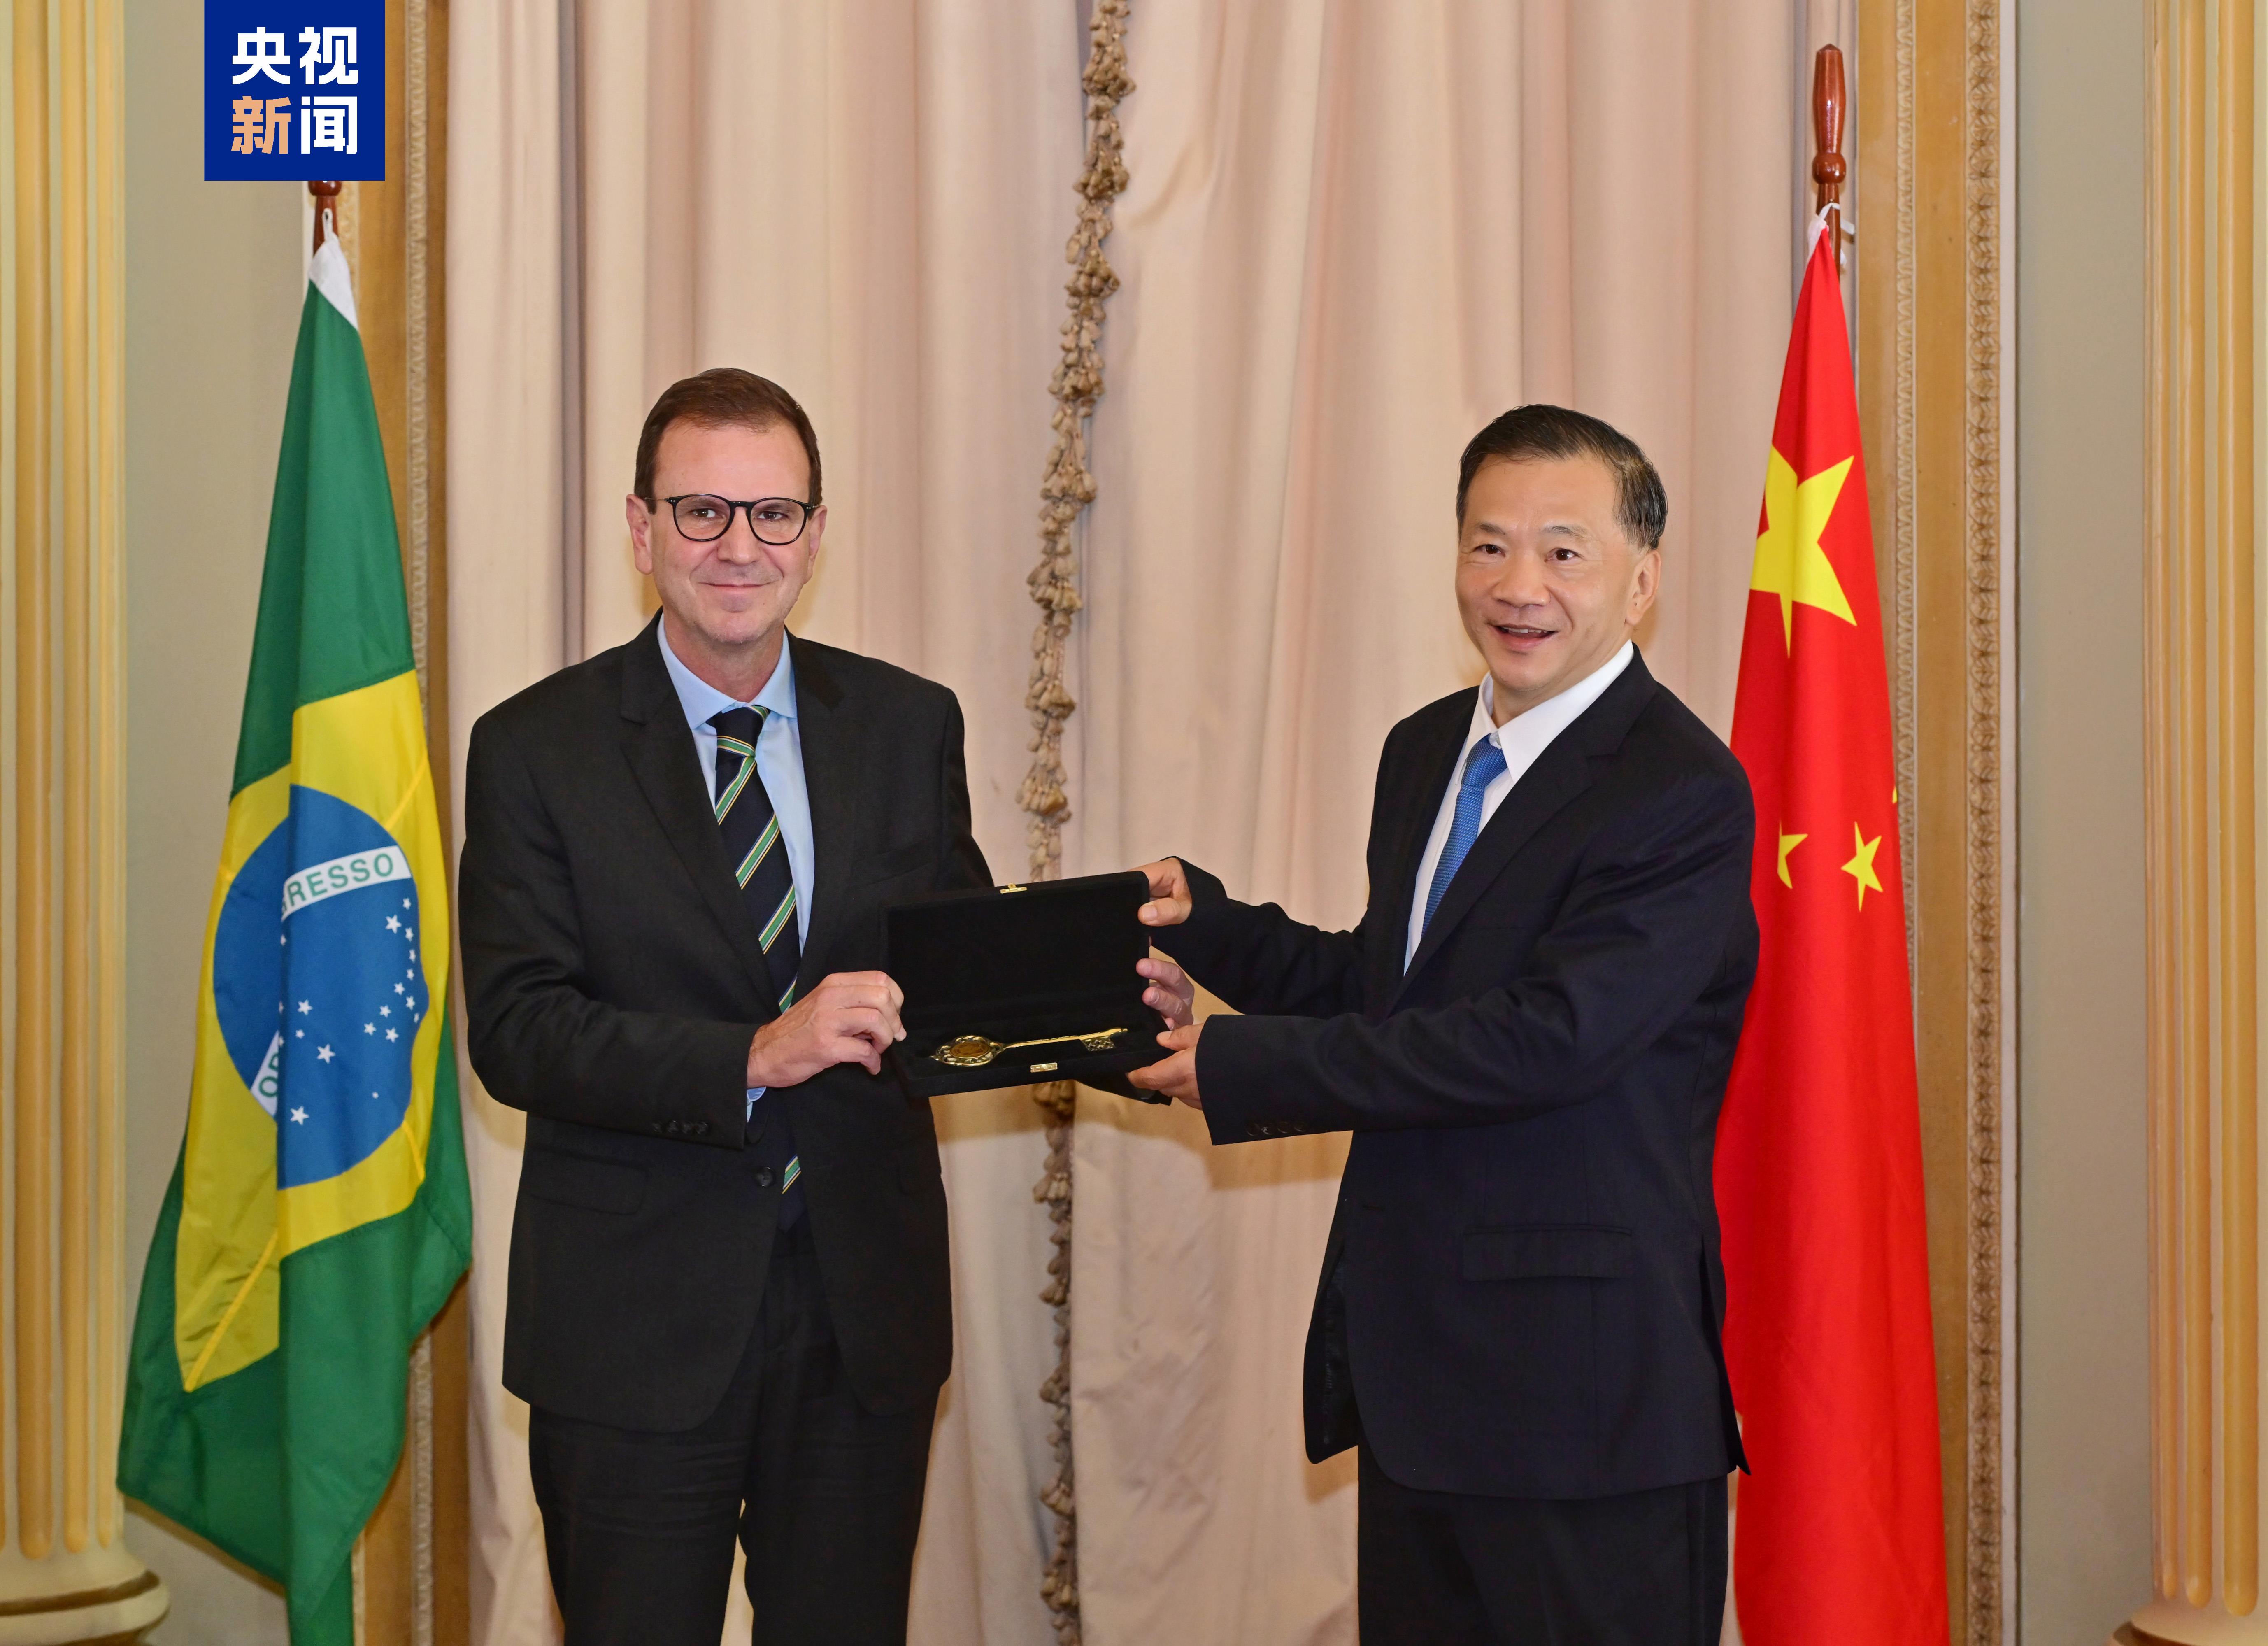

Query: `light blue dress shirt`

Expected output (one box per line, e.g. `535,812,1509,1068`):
656,620,815,1114
1403,641,1635,969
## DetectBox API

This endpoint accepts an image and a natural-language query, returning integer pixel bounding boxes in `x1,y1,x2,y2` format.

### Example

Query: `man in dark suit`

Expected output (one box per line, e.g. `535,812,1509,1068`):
1128,405,1756,1644
458,368,987,1645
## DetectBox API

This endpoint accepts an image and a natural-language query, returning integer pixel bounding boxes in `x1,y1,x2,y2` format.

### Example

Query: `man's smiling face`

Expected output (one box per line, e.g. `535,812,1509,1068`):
630,418,823,665
1454,453,1659,723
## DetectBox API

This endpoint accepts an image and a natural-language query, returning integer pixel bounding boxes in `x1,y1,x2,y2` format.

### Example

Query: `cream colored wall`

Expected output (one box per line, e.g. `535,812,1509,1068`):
119,0,299,1638
2014,0,2154,1637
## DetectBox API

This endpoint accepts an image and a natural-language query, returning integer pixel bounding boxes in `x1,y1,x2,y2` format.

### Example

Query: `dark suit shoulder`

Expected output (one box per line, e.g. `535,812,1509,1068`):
1384,686,1476,750
787,633,960,720
1588,679,1754,854
1375,686,1476,783
468,628,965,749
470,633,633,743
1619,677,1750,792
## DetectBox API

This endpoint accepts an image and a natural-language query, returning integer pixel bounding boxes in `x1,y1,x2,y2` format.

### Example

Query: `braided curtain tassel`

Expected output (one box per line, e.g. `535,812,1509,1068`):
1025,5,1133,1641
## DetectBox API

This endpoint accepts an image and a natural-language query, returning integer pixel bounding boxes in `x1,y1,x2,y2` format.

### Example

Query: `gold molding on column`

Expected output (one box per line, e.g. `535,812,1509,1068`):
2213,0,2259,1609
0,0,165,1633
2130,0,2268,1638
1857,0,2014,1639
14,0,60,1567
337,3,466,1642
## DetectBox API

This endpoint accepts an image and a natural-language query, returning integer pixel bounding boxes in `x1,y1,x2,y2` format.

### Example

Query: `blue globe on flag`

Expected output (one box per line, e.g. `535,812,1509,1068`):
209,786,426,1189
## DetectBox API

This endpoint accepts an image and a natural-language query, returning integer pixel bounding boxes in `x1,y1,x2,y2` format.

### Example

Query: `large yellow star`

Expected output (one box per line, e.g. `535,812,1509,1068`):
1776,828,1807,888
1752,449,1858,651
1841,822,1884,910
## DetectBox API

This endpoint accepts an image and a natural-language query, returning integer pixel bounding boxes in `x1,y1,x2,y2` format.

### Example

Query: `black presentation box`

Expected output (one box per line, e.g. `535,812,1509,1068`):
882,871,1171,1102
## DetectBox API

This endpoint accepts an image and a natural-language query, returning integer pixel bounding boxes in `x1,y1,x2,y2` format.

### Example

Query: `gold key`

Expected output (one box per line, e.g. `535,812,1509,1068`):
928,1027,1128,1069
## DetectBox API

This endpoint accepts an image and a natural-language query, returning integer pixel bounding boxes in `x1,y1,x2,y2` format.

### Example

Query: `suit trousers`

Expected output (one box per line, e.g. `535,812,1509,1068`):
1357,1446,1728,1646
527,1218,936,1646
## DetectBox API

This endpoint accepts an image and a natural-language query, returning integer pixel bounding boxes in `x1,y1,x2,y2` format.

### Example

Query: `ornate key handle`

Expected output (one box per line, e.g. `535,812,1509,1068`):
928,1027,1128,1069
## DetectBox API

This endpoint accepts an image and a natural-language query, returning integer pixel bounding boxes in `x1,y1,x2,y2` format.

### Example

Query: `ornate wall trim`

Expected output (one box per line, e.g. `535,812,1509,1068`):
341,2,465,1641
1022,7,1135,1641
1858,1,2015,1638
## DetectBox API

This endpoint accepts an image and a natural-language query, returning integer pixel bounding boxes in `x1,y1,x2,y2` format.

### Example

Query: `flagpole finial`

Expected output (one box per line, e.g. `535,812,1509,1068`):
1811,46,1848,269
308,180,342,254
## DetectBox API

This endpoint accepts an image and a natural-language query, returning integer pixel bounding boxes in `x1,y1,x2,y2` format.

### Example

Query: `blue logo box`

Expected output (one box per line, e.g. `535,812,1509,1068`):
206,1,385,182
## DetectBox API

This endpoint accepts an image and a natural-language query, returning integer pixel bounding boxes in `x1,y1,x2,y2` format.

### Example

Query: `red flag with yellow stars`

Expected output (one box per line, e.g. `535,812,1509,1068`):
1715,221,1950,1644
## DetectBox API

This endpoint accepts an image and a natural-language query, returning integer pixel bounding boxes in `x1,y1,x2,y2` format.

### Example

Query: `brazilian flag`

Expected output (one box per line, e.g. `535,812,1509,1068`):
119,235,472,1643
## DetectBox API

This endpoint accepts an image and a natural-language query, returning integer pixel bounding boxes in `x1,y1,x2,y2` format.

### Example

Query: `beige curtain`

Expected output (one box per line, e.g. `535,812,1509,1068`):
449,5,1083,1643
448,2,1817,1641
1065,5,1806,1638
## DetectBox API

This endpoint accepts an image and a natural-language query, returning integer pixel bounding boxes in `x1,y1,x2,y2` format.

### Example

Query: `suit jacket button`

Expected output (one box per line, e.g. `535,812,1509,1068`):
756,1168,777,1189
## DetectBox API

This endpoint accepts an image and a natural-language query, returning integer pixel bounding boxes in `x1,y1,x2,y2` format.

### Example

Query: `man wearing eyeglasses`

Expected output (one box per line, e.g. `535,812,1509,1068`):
459,368,989,1644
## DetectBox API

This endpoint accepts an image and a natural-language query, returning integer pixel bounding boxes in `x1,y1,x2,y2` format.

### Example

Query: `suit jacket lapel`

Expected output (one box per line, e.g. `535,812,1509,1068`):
618,618,782,1010
1394,652,1661,998
787,635,854,990
1366,700,1469,1010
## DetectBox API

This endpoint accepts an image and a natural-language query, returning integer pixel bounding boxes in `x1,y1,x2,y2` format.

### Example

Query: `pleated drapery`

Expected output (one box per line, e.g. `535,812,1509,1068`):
449,6,1085,1640
1066,7,1812,1639
448,5,1824,1641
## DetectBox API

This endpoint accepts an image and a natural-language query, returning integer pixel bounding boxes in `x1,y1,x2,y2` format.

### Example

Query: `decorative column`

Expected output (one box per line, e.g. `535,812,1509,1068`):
0,0,167,1639
2129,0,2262,1640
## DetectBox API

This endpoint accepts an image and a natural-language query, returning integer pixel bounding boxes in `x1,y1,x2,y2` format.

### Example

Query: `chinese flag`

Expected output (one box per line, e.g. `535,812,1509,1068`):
1715,224,1950,1644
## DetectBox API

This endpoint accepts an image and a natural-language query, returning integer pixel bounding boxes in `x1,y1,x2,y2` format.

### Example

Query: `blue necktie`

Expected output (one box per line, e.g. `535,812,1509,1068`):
712,708,805,1229
1421,737,1510,938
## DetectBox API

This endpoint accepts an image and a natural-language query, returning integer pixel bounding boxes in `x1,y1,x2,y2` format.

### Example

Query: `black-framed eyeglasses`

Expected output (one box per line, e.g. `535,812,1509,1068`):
658,494,816,546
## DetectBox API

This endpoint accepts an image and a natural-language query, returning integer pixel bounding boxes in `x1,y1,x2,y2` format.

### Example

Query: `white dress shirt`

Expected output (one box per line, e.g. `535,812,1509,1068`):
656,620,815,1113
1403,641,1636,969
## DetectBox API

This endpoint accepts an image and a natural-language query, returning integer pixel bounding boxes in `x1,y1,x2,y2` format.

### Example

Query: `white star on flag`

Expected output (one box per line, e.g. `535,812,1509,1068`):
380,1006,391,1017
386,915,401,931
316,1045,334,1062
364,1023,375,1034
385,1029,398,1042
289,1107,309,1124
394,983,405,995
298,1000,312,1014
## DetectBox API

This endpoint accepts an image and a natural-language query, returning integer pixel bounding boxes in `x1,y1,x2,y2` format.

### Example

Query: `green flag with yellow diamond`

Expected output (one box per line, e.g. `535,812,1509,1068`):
119,233,472,1645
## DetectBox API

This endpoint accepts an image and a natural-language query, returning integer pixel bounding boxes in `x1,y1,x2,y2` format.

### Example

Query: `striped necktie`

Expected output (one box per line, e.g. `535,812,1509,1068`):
712,707,805,1228
1421,736,1510,938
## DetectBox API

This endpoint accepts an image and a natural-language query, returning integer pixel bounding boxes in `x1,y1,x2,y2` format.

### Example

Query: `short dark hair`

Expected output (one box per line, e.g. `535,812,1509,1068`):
633,368,823,507
1455,404,1666,551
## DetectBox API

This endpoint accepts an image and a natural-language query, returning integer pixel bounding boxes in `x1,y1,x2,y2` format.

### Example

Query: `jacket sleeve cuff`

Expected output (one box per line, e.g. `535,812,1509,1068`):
1196,1012,1326,1145
1163,857,1238,976
649,1020,761,1148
